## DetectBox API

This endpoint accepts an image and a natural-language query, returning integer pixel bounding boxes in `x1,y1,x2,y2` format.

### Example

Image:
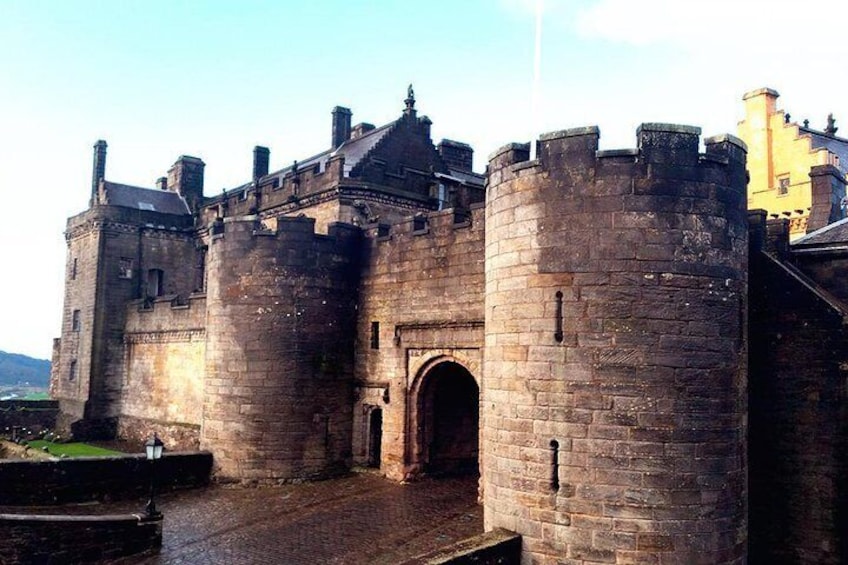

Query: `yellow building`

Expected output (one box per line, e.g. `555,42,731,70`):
738,87,848,239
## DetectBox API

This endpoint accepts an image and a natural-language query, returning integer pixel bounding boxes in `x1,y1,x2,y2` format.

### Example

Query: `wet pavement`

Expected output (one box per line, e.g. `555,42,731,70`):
12,472,483,564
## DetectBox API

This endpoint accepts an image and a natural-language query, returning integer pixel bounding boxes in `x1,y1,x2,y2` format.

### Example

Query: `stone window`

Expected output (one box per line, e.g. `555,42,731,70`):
69,360,77,381
777,175,790,196
370,321,380,349
413,215,427,233
147,269,164,298
72,309,81,332
118,258,133,279
71,258,78,280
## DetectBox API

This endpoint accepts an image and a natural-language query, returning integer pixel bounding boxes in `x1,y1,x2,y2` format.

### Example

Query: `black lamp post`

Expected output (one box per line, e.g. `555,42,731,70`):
144,433,164,517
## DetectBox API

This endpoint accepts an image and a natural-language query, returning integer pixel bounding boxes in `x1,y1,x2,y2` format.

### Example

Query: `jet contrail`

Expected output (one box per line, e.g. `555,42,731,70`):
531,0,544,159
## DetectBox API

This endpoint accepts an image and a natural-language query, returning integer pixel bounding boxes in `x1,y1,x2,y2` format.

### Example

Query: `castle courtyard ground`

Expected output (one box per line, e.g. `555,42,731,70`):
10,472,483,564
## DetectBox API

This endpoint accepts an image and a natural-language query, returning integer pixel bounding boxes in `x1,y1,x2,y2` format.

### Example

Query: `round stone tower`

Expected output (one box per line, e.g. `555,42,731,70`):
202,215,360,481
483,125,748,563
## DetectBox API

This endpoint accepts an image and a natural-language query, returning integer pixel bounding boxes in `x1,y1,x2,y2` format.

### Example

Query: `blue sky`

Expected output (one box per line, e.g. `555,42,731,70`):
2,0,848,359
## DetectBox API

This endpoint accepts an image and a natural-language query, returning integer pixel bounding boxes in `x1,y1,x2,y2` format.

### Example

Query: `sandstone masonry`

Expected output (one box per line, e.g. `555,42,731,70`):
49,90,848,563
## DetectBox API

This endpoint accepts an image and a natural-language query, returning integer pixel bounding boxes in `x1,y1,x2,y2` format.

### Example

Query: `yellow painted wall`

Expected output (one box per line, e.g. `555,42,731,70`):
738,88,832,239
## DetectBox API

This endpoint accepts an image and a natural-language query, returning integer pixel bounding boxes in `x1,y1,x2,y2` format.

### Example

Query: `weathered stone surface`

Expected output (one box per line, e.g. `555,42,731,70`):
483,127,748,564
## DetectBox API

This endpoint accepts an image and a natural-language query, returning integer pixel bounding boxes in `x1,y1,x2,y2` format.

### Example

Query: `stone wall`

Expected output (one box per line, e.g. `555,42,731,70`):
0,400,58,432
202,215,361,480
401,528,521,564
352,113,447,196
0,451,211,505
0,513,161,563
51,222,100,418
748,216,848,564
119,294,207,449
483,126,749,563
354,206,485,480
53,204,196,436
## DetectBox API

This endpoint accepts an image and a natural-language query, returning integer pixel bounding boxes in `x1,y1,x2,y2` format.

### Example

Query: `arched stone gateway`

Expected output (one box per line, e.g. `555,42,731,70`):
409,360,480,478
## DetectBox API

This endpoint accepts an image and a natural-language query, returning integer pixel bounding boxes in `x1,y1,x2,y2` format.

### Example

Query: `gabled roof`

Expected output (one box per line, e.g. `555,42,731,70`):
333,123,394,176
101,182,191,215
258,122,395,188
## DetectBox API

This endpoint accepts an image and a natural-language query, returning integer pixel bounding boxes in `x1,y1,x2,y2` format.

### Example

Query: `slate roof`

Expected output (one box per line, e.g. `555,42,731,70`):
438,169,485,188
101,182,191,215
793,215,848,247
218,122,396,198
800,127,848,176
266,123,393,184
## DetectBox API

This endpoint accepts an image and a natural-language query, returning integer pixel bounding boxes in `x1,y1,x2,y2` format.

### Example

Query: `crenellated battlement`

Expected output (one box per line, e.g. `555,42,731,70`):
365,203,484,243
201,155,347,224
488,124,748,191
209,213,361,253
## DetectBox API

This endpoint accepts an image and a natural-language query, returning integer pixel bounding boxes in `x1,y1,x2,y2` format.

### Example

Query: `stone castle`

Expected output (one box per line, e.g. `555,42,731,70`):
50,90,848,564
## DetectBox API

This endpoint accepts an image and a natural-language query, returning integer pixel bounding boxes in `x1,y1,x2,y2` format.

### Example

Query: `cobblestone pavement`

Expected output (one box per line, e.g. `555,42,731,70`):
68,472,481,564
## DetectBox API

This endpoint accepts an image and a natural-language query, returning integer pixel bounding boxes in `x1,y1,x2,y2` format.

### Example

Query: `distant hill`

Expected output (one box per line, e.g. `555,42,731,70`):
0,350,51,387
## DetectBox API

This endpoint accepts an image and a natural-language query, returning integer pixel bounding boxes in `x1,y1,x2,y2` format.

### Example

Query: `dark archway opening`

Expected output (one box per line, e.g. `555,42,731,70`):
368,408,382,468
420,362,479,477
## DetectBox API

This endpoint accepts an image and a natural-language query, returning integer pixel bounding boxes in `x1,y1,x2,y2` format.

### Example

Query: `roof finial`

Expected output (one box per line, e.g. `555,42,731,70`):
826,113,838,135
405,84,415,110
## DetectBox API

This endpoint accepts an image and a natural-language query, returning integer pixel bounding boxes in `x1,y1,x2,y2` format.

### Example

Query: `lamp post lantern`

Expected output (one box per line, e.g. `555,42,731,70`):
145,433,164,517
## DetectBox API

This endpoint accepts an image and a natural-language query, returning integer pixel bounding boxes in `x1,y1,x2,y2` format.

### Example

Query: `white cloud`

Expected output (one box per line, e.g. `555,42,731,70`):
574,0,848,55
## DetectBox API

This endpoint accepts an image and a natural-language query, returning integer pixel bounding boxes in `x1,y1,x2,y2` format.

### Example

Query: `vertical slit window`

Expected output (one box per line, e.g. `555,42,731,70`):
370,321,380,350
550,439,560,491
554,291,564,343
72,309,81,332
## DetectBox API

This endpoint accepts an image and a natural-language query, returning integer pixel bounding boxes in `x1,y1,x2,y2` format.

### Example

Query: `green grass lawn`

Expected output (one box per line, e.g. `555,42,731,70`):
21,392,50,400
26,440,124,457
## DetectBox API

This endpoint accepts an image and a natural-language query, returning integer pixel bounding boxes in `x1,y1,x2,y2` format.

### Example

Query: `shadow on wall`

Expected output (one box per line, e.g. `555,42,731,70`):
0,451,212,505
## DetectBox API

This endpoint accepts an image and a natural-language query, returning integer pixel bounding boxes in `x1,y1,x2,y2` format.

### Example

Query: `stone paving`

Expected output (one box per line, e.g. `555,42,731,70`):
96,472,483,564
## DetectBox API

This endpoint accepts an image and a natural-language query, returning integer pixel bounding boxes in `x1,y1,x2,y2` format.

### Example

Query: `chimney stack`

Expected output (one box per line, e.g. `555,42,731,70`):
332,106,352,149
91,140,107,204
253,146,270,182
167,155,205,213
438,139,474,172
156,177,168,190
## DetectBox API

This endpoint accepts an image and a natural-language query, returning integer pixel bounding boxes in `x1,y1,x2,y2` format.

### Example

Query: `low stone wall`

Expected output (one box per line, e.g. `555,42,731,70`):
0,512,161,563
0,400,58,433
0,451,212,505
402,529,521,565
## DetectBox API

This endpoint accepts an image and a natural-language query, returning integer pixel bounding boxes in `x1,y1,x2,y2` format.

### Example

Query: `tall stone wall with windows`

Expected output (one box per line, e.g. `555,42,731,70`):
52,206,195,438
